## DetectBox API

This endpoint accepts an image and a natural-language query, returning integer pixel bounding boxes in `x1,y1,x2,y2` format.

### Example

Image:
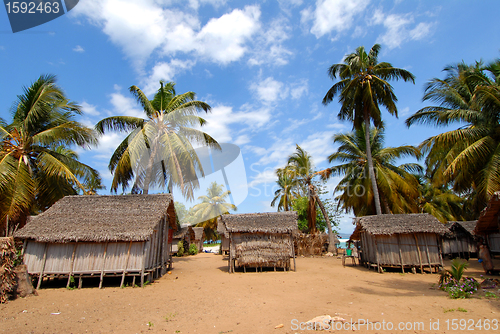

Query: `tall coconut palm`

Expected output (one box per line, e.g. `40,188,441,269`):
192,181,237,240
271,167,299,211
321,125,421,216
0,74,98,235
96,81,220,199
406,60,500,214
323,44,415,215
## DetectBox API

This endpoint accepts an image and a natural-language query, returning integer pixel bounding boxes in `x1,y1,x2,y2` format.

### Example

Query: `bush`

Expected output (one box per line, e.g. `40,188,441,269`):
189,244,198,255
439,277,479,299
177,241,184,257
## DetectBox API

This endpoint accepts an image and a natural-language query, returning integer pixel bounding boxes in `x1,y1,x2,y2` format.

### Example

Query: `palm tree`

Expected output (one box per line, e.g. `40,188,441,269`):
321,125,421,216
323,44,415,215
0,74,98,235
285,146,335,251
416,175,465,222
271,167,299,211
192,181,236,241
96,81,220,199
406,60,500,214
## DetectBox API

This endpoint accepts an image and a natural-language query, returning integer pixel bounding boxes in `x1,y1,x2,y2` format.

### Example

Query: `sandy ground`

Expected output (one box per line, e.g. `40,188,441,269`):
1,252,500,334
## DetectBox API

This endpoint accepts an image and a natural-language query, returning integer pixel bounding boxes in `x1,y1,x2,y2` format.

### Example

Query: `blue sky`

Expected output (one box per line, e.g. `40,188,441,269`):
1,0,499,233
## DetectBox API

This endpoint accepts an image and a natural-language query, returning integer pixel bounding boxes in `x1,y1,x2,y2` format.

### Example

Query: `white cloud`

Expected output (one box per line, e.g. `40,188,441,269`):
250,77,288,104
80,101,100,116
141,59,196,95
234,134,251,145
298,131,335,166
371,9,435,49
248,17,293,66
302,0,370,38
290,79,308,100
73,1,261,67
108,89,144,119
73,45,85,52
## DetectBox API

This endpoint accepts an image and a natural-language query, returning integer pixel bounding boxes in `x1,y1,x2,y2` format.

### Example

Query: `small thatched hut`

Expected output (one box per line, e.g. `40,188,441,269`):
475,192,500,254
171,226,195,254
350,214,448,273
217,220,229,255
219,212,298,273
15,194,177,289
442,221,478,259
192,227,205,252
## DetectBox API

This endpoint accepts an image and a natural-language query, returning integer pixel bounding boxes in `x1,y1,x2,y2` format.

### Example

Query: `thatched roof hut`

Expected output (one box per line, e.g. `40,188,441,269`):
442,221,478,259
475,192,500,254
171,226,195,253
219,212,298,273
350,214,448,273
192,227,205,252
217,219,229,255
15,194,177,289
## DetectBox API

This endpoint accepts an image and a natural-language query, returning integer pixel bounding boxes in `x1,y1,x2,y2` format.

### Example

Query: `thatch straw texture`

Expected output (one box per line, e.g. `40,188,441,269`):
350,213,448,240
475,192,500,235
220,212,298,234
233,233,293,266
1,237,16,303
173,226,195,241
15,194,177,243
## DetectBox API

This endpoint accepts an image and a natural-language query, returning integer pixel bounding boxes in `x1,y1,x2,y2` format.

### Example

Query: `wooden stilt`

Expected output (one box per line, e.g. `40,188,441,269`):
413,234,424,274
78,275,82,289
37,243,48,290
423,236,432,274
132,275,136,288
243,266,246,273
67,243,78,288
397,235,404,273
99,242,108,289
141,241,149,287
121,241,133,288
291,235,297,272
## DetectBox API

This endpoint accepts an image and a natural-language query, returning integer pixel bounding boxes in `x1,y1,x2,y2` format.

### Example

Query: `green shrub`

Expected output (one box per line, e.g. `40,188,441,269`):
177,241,184,256
189,243,198,255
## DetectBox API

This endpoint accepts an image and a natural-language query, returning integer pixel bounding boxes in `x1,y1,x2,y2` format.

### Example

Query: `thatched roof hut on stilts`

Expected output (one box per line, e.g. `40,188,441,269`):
15,194,177,289
171,226,195,254
475,192,500,255
192,227,205,252
219,212,298,273
442,221,478,259
349,213,448,273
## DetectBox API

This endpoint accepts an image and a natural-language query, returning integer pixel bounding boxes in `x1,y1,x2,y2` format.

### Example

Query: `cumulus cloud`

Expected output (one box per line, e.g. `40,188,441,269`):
72,1,261,67
248,17,293,66
302,0,370,38
141,59,196,95
73,45,85,52
371,9,435,49
80,101,100,116
250,77,288,104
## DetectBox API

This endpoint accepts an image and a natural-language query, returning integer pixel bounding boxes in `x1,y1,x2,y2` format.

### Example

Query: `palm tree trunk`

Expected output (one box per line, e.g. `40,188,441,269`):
307,182,317,234
314,193,336,253
363,113,382,215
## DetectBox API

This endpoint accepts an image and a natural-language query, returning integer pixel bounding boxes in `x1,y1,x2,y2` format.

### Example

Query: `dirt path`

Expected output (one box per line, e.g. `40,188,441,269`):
1,253,499,333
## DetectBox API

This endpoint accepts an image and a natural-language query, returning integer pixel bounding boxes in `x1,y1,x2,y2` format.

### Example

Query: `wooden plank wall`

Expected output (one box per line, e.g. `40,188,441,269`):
488,233,500,252
360,232,442,266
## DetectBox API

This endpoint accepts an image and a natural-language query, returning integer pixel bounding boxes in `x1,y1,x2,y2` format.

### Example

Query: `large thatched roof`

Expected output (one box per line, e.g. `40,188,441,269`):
219,212,298,235
475,192,500,235
15,194,177,243
350,213,448,240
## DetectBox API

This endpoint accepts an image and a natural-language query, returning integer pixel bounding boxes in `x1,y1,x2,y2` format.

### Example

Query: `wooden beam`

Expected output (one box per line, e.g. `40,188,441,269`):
120,241,133,288
423,235,432,273
67,243,78,288
396,235,404,273
99,242,108,289
291,235,296,272
37,243,48,290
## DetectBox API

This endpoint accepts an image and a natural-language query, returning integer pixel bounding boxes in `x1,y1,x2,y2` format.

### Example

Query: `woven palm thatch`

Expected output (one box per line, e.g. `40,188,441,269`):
475,192,500,235
220,212,298,272
0,237,16,303
15,194,177,242
444,221,477,239
220,211,298,234
173,226,195,241
350,213,448,240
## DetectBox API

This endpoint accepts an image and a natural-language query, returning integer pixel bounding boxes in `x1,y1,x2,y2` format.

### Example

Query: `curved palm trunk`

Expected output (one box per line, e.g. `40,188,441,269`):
313,193,336,253
363,113,382,215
